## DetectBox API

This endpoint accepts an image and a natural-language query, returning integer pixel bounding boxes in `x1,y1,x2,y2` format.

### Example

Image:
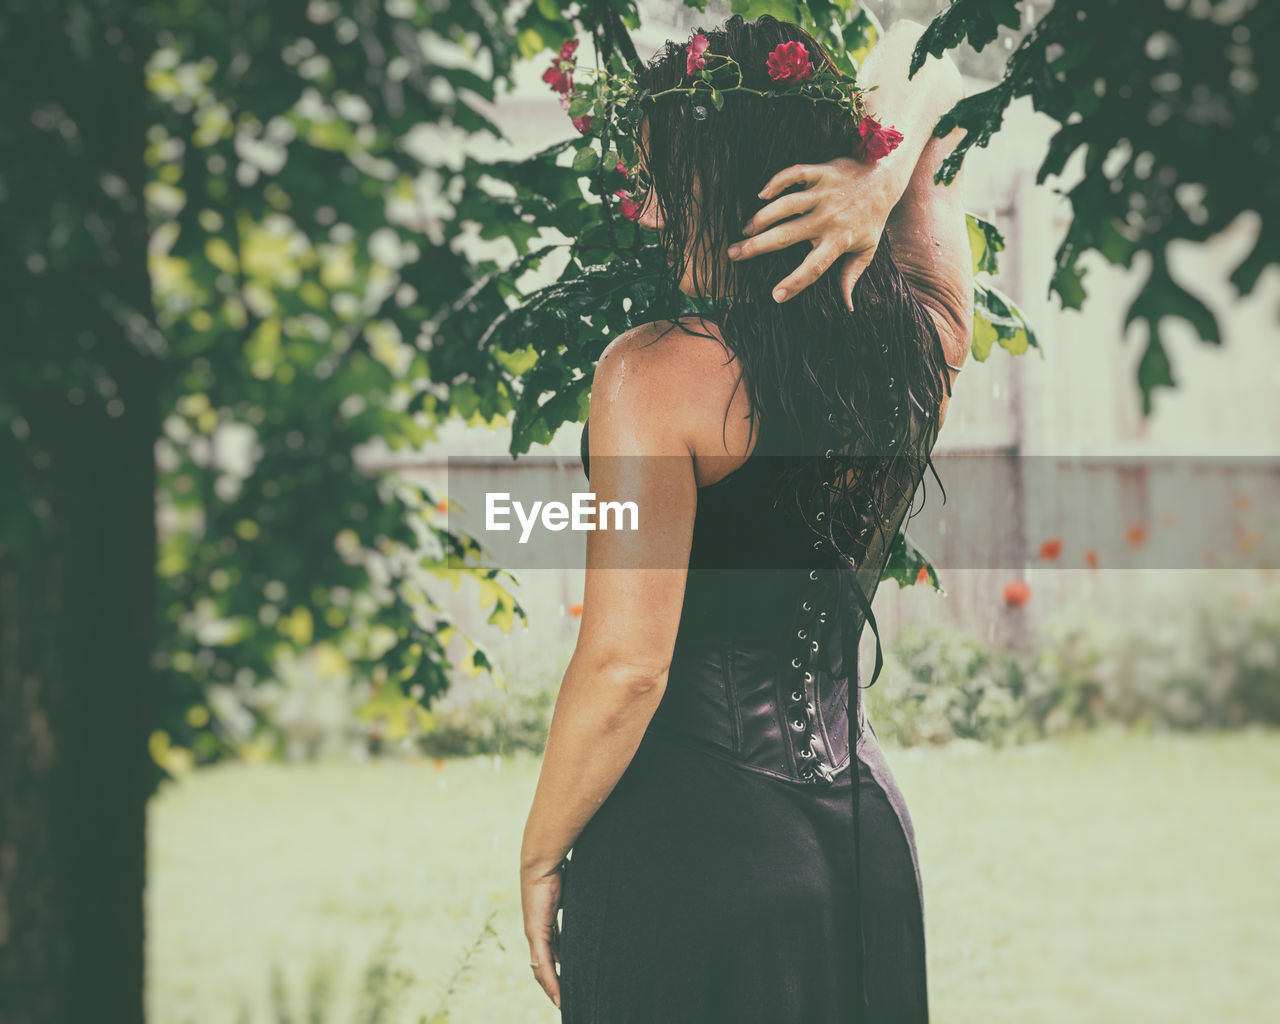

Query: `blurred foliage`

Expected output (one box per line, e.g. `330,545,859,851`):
2,0,535,790
136,0,542,783
418,674,560,758
912,0,1278,413
866,581,1280,747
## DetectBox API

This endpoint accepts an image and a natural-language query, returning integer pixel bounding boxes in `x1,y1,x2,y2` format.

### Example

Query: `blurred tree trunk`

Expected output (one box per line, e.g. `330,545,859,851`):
0,2,159,1022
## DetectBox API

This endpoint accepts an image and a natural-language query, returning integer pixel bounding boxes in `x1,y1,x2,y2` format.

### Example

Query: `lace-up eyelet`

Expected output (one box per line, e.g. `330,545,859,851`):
815,511,826,522
806,700,816,715
809,570,819,582
790,690,804,703
823,449,834,459
796,628,808,640
803,671,814,684
817,611,828,624
812,540,823,550
802,600,812,612
810,640,820,654
790,717,807,732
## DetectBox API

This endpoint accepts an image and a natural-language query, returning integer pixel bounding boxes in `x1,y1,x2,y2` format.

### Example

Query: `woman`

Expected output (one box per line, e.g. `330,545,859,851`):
521,14,972,1023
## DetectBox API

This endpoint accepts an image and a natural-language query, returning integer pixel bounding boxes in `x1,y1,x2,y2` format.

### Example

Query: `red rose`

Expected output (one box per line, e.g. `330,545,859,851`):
572,114,592,134
856,115,904,162
766,41,813,82
542,64,572,95
686,33,710,75
560,39,579,60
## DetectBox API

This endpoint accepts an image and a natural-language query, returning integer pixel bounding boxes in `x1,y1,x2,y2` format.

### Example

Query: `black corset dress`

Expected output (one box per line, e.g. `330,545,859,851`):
557,418,930,1024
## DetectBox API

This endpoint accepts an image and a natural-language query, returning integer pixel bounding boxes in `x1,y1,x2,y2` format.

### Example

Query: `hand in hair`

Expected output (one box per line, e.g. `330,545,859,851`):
729,155,897,311
726,19,965,311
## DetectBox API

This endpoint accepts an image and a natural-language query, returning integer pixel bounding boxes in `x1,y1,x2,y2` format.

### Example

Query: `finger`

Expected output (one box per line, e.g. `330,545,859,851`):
740,190,817,239
530,934,561,1009
728,214,820,263
772,240,845,303
838,248,876,312
757,163,823,201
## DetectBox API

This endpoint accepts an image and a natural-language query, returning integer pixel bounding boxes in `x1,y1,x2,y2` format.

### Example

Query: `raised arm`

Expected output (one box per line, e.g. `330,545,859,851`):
728,19,967,310
886,121,974,419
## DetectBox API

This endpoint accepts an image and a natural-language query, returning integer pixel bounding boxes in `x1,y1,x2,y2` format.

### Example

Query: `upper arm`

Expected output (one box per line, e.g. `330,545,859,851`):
573,330,698,685
885,125,974,376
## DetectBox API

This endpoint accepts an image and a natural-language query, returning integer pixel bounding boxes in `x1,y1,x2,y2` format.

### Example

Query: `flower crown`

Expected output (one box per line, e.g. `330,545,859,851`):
542,33,904,220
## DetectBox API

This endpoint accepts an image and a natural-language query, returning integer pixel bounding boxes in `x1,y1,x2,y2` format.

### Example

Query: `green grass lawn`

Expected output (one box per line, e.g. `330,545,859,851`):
146,727,1280,1023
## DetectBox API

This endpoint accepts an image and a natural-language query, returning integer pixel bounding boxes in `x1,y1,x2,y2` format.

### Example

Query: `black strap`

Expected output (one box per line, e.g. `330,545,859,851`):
837,559,881,1022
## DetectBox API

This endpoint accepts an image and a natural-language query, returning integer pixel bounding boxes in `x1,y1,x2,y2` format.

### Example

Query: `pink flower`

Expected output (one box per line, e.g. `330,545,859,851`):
572,114,593,134
614,189,642,221
560,39,579,60
542,64,573,95
615,158,629,176
766,41,813,82
855,115,904,162
686,33,710,75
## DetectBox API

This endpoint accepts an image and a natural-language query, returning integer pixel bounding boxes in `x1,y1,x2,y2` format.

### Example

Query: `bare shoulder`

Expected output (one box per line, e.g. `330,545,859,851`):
594,318,733,388
592,317,737,416
589,318,745,463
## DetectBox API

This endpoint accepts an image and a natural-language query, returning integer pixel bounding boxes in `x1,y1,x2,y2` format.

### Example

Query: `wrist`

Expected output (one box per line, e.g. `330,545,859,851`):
840,153,904,228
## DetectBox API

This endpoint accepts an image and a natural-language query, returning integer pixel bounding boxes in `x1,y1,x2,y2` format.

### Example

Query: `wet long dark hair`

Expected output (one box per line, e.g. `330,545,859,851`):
632,14,951,568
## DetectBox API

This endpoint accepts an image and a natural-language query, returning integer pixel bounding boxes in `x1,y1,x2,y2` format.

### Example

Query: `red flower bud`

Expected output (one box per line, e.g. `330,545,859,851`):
1002,580,1031,608
542,65,573,95
686,33,710,75
855,115,904,162
614,188,642,221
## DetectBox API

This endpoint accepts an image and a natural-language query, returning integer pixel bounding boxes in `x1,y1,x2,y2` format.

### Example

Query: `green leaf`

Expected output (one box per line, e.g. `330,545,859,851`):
571,146,600,172
973,281,1040,358
1135,334,1176,417
711,89,724,110
884,530,946,594
966,213,1005,276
